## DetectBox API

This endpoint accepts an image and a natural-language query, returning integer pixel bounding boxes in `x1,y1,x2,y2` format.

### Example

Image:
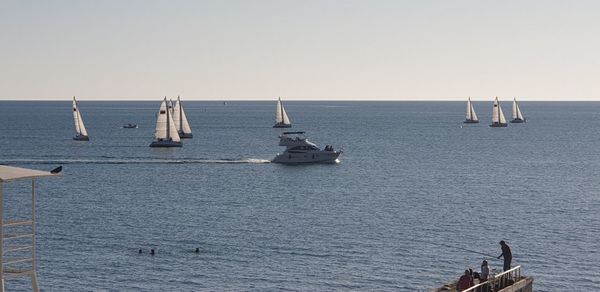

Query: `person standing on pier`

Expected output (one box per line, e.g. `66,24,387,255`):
497,240,512,271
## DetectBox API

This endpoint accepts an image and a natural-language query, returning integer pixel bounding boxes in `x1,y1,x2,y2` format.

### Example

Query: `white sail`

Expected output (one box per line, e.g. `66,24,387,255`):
72,97,88,136
466,97,478,121
173,96,192,135
498,102,507,124
154,98,181,142
168,99,174,116
512,98,525,120
275,97,291,125
492,97,507,124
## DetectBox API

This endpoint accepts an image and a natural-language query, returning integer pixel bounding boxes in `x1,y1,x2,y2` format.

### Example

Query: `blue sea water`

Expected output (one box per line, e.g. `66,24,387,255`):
0,100,599,291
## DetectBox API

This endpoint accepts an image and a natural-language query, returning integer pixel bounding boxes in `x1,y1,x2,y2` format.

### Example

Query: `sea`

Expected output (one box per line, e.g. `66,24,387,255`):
0,100,599,291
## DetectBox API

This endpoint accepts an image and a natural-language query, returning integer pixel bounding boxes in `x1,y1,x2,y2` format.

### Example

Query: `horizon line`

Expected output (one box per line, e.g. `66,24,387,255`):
2,98,600,102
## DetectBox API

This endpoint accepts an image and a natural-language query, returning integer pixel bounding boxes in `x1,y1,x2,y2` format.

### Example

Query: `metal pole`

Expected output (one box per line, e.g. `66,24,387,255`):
31,179,40,292
0,181,4,292
31,179,36,270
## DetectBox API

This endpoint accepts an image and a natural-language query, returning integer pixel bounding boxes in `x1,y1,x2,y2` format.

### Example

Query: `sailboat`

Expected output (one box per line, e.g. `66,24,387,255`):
273,97,292,128
510,97,526,123
72,96,90,141
149,97,182,147
490,97,508,127
464,97,479,123
173,96,193,138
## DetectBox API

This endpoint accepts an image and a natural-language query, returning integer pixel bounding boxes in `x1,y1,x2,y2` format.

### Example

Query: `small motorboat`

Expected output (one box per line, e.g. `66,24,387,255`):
123,123,138,128
272,132,342,164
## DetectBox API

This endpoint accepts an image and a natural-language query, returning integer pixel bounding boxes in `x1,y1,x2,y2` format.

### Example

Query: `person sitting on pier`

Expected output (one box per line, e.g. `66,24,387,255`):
480,260,489,282
457,269,474,291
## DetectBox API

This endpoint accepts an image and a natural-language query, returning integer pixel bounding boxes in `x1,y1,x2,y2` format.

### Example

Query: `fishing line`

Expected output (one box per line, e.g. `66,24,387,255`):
405,237,498,259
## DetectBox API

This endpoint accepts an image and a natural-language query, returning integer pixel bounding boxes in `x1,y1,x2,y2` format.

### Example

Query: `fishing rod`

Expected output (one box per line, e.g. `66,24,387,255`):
406,237,499,259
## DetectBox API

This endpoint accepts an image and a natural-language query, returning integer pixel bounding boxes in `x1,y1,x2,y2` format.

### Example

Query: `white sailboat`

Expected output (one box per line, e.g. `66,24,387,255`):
173,96,193,138
273,97,292,128
510,97,526,123
72,96,89,141
490,96,508,127
150,97,182,147
464,97,479,123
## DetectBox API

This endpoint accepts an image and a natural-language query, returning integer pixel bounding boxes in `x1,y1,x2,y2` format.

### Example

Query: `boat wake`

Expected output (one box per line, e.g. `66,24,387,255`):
0,158,271,165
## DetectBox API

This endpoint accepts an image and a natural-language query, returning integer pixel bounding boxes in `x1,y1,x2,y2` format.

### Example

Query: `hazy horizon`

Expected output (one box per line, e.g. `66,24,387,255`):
2,1,600,101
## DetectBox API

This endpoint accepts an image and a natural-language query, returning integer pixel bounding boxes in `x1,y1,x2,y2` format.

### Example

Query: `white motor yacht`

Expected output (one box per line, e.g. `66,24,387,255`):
272,132,342,164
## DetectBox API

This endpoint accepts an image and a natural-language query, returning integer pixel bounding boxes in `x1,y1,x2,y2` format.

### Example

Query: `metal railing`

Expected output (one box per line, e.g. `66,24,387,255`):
462,265,522,292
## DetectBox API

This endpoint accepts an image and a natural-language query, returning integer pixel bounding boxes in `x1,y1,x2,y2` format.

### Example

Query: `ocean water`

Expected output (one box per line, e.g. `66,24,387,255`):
1,100,599,291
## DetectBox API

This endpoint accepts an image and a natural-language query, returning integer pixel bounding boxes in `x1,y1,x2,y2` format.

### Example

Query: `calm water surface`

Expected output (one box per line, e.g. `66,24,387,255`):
1,101,599,291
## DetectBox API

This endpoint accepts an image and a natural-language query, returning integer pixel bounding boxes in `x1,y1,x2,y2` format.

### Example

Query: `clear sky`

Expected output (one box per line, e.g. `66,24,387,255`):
2,0,600,100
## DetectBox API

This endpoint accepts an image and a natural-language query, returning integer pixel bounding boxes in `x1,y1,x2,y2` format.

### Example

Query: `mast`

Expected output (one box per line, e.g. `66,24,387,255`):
165,97,170,140
179,96,183,132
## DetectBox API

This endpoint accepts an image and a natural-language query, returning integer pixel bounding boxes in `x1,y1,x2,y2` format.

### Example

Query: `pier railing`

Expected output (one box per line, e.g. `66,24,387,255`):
462,265,522,292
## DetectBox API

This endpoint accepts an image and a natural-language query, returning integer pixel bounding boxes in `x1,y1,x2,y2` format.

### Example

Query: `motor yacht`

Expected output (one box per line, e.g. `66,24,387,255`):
272,132,342,164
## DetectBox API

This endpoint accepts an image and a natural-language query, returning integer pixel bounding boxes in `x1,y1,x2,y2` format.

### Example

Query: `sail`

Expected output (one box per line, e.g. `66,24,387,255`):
168,99,174,117
512,99,518,119
173,96,192,135
154,99,181,142
281,101,291,124
72,97,88,136
275,97,291,125
496,97,507,124
466,97,478,121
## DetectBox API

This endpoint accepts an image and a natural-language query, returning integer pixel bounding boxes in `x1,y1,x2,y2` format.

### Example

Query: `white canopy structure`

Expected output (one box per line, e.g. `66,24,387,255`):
0,165,59,292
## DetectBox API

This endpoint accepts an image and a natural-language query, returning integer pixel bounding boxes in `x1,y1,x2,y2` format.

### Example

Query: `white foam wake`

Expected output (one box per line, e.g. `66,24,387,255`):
0,158,271,165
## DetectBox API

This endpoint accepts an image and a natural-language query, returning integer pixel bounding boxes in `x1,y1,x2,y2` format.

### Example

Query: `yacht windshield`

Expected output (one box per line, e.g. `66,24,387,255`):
290,145,319,151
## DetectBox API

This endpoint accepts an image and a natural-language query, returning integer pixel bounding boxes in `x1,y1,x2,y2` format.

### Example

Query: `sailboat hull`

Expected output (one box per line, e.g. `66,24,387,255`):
178,131,193,138
273,123,292,128
149,140,182,147
464,120,479,124
510,119,526,123
73,135,89,141
489,123,508,127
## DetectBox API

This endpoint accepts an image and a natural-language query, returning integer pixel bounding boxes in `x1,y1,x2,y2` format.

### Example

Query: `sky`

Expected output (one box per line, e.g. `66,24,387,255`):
1,0,600,101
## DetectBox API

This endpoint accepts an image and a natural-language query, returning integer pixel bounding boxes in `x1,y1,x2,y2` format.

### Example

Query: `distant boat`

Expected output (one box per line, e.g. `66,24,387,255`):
464,97,479,123
223,101,228,106
273,97,292,128
510,97,526,123
123,123,138,128
173,96,193,138
490,97,508,127
271,131,342,164
72,96,89,141
149,98,182,147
